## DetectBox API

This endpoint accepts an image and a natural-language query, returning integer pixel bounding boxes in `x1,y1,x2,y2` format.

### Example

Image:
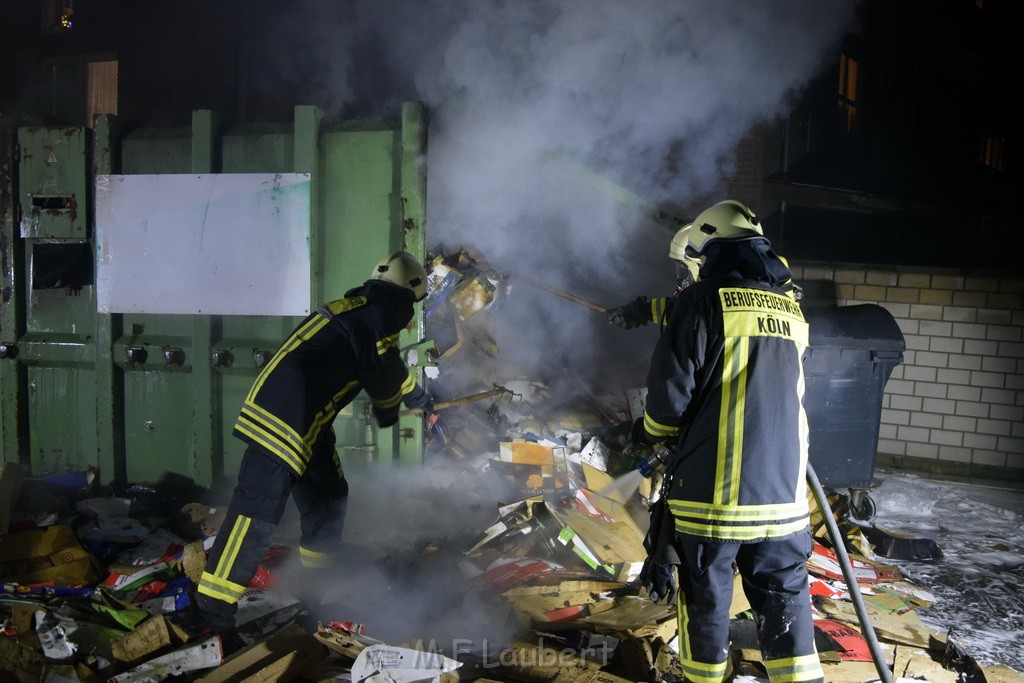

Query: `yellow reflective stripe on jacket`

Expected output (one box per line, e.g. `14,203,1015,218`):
668,499,808,521
237,402,310,471
302,380,359,446
644,410,681,439
246,313,331,403
671,515,809,541
322,296,366,316
233,416,306,475
241,403,310,460
376,332,399,356
373,385,404,410
764,653,824,682
400,368,417,395
715,335,748,505
650,297,667,324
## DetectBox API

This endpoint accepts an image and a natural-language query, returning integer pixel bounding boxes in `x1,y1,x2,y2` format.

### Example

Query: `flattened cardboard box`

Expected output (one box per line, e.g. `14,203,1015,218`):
546,498,646,582
198,623,328,682
0,524,96,585
496,440,571,498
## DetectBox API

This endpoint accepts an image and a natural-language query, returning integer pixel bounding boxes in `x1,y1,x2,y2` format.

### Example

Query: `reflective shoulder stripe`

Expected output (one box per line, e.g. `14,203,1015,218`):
246,313,331,402
323,296,367,316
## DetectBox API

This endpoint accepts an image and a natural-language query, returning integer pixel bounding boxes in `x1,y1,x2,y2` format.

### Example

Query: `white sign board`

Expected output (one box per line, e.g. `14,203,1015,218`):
95,173,311,316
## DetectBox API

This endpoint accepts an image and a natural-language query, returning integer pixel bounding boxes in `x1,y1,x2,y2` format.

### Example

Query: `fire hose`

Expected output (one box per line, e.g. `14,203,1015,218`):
637,450,894,682
806,462,894,683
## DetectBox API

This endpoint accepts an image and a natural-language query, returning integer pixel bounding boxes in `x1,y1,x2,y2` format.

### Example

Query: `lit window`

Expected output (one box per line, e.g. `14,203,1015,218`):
980,134,1005,171
86,60,119,127
837,52,859,133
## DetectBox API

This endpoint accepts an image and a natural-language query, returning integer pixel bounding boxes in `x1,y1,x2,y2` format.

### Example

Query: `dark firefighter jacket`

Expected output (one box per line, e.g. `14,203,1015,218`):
641,241,811,542
233,280,427,477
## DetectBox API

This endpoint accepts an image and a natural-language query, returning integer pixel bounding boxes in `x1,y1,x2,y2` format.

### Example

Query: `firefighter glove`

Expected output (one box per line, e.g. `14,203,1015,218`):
606,296,650,329
641,497,681,605
640,559,678,605
373,405,398,429
402,385,434,413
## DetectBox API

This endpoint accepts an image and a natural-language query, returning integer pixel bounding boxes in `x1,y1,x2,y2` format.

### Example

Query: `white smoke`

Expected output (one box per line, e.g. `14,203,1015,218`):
260,0,859,646
344,0,858,382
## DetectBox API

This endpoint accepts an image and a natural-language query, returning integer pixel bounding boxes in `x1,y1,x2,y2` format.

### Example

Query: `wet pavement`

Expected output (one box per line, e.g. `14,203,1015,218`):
852,468,1024,672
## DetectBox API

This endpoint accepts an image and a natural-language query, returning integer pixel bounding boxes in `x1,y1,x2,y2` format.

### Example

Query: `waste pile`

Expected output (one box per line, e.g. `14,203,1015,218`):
2,245,1022,682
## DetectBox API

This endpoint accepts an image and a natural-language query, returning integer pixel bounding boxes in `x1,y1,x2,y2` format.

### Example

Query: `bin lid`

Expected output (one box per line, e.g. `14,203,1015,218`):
805,304,906,351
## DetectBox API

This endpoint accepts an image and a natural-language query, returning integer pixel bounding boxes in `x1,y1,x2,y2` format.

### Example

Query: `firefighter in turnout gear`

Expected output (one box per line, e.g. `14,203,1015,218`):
636,200,824,683
606,223,701,330
193,251,433,631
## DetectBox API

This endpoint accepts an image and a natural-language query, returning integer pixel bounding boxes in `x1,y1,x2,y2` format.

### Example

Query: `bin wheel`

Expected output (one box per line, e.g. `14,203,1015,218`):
848,490,876,522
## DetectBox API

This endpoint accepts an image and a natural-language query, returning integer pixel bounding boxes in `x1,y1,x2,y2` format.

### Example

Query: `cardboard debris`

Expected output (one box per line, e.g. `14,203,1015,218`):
111,635,222,683
0,635,46,679
816,594,946,651
893,644,960,682
111,613,189,663
174,502,228,540
545,498,646,583
502,580,623,623
496,440,572,498
484,639,632,683
197,623,327,683
0,524,97,585
814,618,874,662
349,643,462,683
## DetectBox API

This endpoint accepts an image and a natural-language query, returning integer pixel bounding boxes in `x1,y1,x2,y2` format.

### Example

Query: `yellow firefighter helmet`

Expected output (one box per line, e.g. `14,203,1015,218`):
668,223,700,283
371,251,428,301
686,199,763,257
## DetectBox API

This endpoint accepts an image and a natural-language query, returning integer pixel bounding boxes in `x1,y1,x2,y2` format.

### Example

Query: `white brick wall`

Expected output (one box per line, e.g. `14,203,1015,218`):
792,264,1024,477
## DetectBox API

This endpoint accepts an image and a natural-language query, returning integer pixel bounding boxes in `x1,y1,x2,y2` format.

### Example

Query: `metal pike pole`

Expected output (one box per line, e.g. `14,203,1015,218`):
399,386,514,416
806,462,894,683
516,275,608,314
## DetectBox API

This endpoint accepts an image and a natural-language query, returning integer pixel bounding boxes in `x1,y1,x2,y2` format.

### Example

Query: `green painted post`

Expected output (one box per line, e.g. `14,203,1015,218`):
93,114,125,485
0,122,28,465
396,102,427,465
294,105,323,304
191,109,220,486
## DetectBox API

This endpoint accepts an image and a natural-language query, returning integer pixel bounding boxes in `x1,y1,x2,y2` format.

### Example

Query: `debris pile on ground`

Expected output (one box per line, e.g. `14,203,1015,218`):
4,395,1021,682
2,245,1022,682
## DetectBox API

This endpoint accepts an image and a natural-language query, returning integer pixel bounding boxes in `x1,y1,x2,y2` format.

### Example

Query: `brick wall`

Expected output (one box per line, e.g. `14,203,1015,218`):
791,263,1024,482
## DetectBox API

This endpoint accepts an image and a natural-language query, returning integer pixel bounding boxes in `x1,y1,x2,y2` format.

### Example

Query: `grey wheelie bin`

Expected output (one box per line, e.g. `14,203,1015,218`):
802,303,906,519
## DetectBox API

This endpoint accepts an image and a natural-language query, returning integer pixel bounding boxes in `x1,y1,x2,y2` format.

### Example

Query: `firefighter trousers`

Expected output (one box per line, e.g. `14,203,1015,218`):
675,530,823,683
195,439,348,622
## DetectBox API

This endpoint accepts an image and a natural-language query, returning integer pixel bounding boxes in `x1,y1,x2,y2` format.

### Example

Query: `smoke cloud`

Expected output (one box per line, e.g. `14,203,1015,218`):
328,1,858,384
260,0,857,647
